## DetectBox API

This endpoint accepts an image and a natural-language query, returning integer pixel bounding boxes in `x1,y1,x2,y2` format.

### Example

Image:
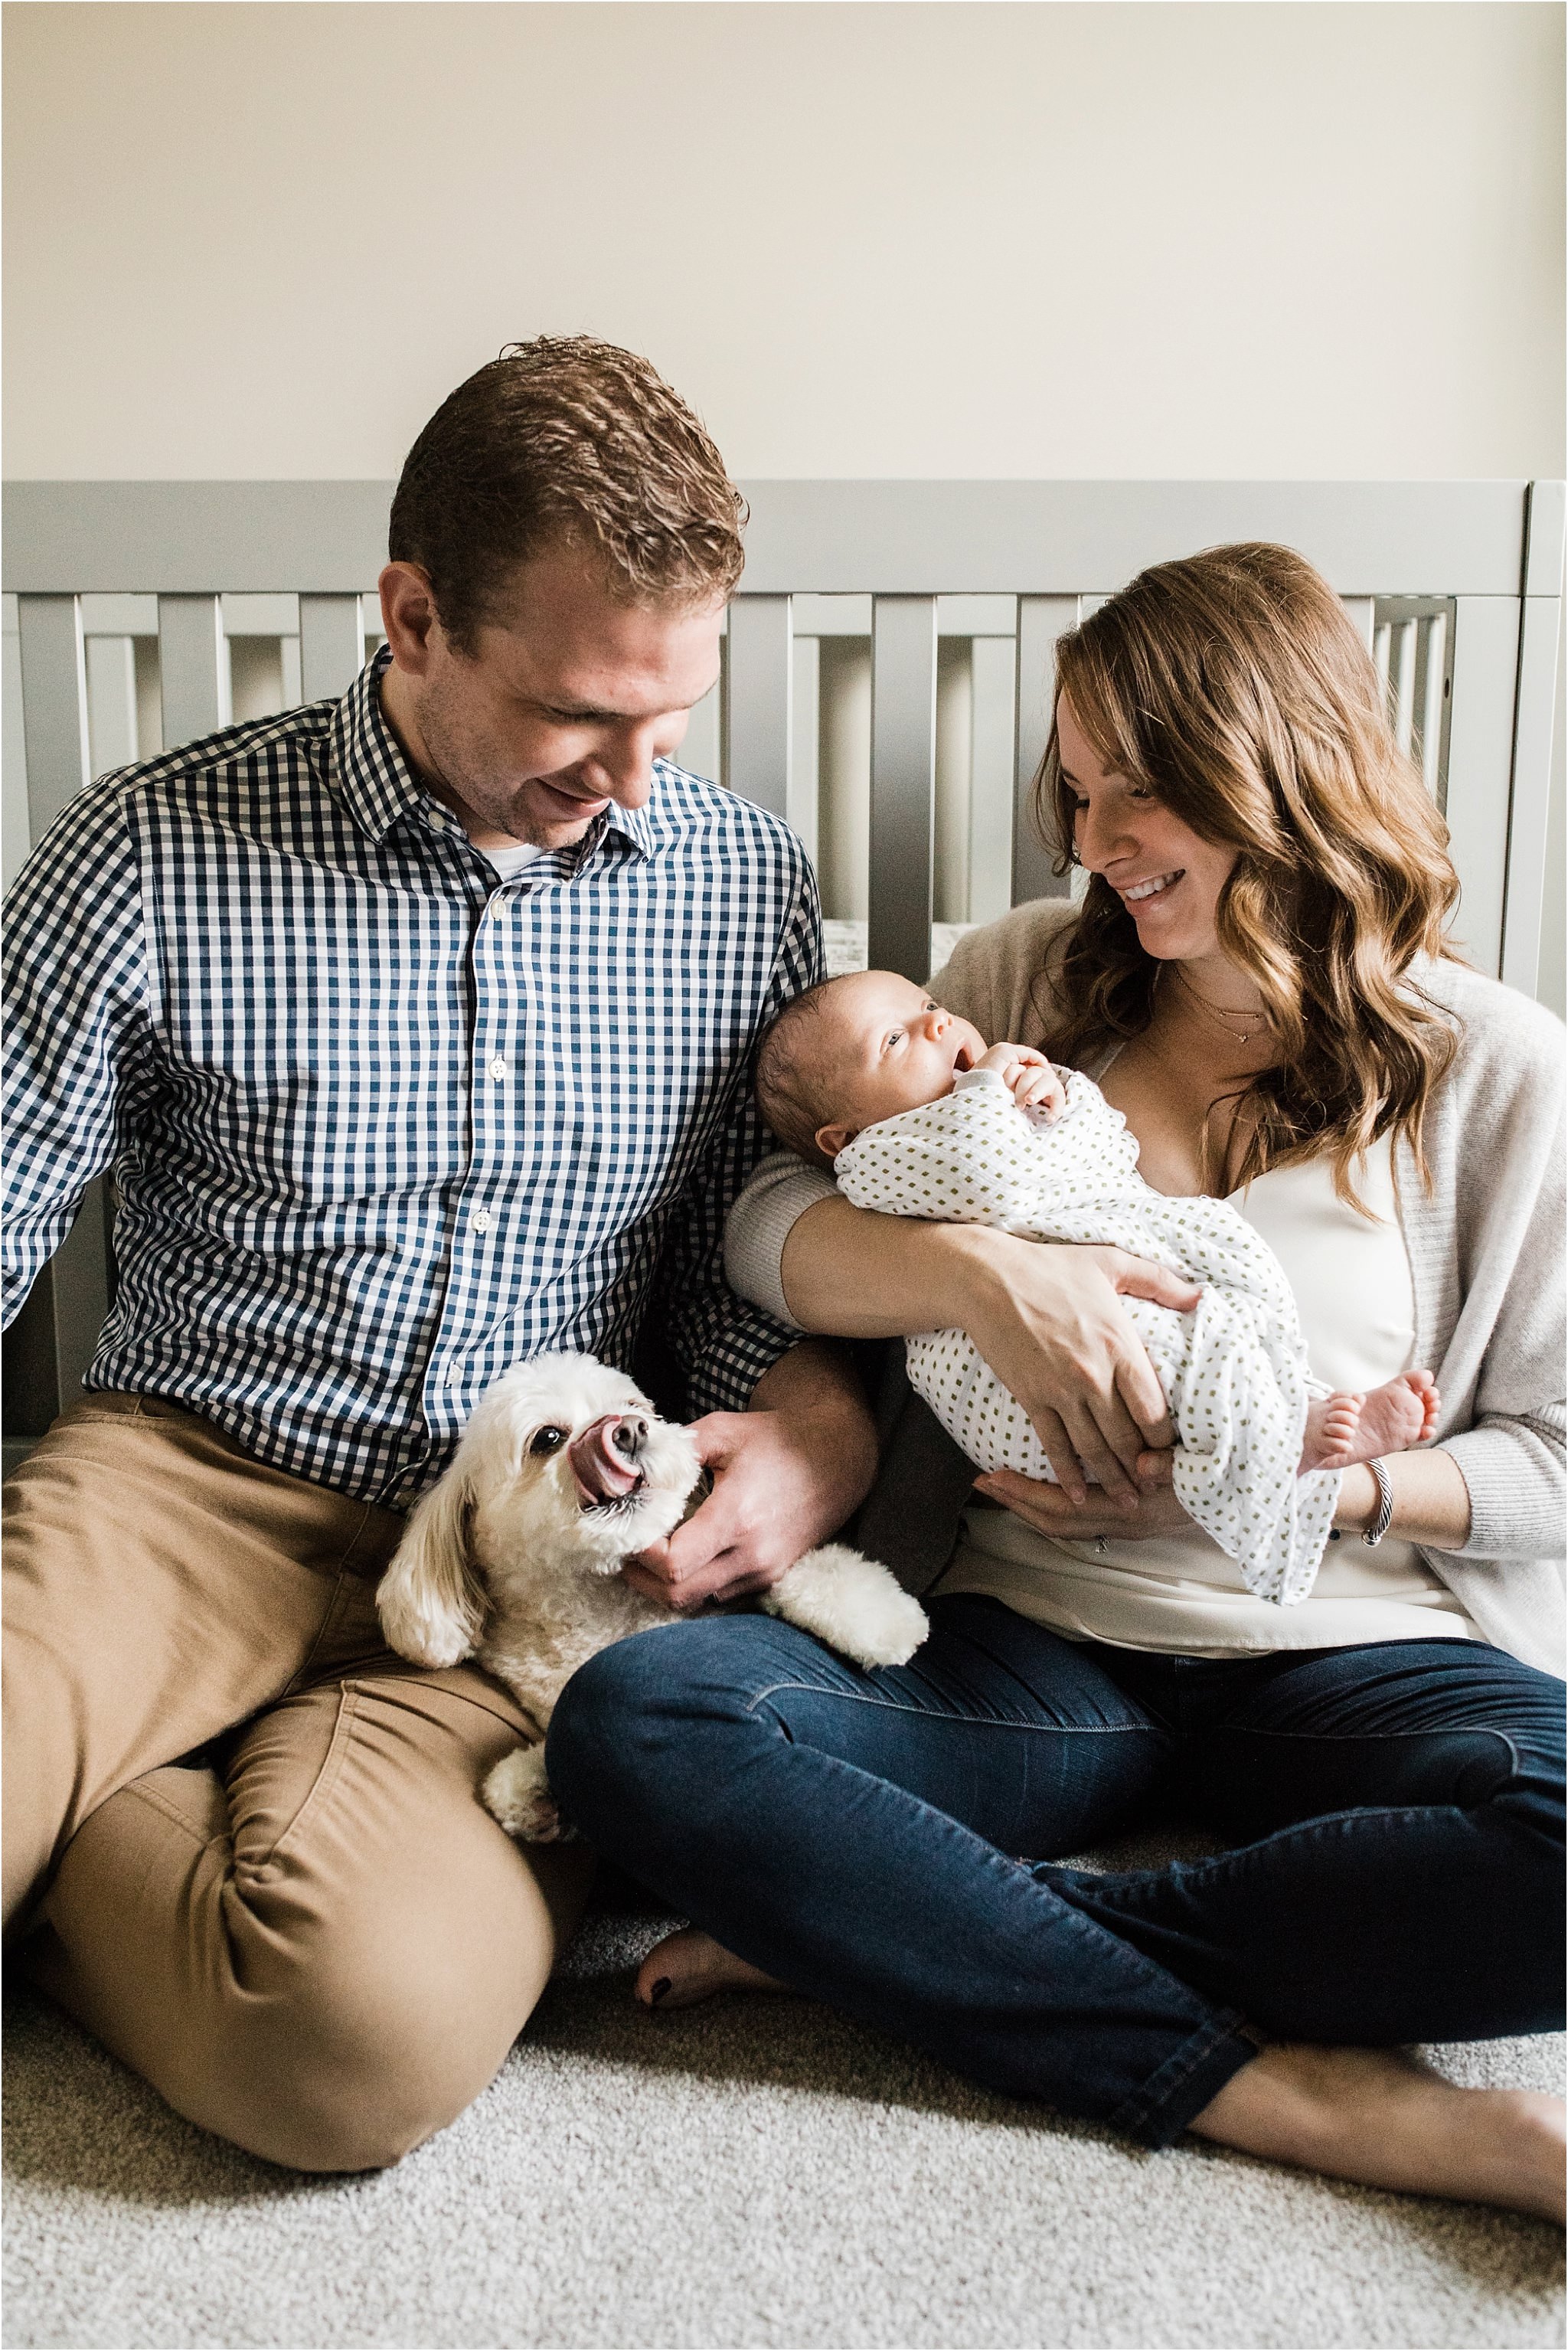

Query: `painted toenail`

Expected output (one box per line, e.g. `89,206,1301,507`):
648,1976,671,2005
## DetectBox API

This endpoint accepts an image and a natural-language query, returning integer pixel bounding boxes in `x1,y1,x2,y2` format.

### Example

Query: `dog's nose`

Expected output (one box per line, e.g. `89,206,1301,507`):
569,1413,649,1506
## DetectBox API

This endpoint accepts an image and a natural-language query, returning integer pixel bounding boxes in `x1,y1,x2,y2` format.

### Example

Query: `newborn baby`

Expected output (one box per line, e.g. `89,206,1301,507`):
755,970,1439,1606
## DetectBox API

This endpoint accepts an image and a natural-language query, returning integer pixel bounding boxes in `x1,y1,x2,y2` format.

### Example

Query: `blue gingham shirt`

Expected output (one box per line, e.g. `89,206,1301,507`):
2,652,820,1507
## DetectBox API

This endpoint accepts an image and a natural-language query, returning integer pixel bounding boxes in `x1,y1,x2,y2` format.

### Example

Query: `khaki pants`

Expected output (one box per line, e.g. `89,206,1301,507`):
2,1395,593,2172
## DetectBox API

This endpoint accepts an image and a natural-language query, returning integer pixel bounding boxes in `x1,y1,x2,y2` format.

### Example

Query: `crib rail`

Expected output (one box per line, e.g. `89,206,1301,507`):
3,479,1563,1447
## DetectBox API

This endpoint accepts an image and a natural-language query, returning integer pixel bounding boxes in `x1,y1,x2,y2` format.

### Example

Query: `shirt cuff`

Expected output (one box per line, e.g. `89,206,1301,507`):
1436,1419,1567,1560
724,1150,838,1329
684,1302,803,1414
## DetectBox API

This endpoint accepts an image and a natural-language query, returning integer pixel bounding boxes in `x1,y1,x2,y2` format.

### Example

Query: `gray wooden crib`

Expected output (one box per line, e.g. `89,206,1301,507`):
3,476,1563,1459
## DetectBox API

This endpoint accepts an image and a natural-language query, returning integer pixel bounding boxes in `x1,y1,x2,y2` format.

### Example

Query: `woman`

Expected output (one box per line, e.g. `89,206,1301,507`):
547,544,1566,2219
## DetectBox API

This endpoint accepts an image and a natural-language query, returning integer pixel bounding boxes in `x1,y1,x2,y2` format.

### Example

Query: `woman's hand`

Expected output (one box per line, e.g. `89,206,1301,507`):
778,1201,1200,1505
960,1236,1199,1504
975,1451,1192,1542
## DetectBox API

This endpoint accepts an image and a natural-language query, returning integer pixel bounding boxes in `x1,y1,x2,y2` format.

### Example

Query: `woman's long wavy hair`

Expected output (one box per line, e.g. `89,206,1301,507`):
1037,543,1462,1205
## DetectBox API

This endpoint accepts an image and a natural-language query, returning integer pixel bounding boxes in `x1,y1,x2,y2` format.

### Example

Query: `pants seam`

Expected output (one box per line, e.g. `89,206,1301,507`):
111,1774,227,1852
248,1686,361,1877
1060,1801,1486,1911
1106,2013,1253,2147
1214,1725,1524,1779
742,1679,1156,1736
283,1569,360,1695
380,1669,536,1735
1217,1725,1521,1748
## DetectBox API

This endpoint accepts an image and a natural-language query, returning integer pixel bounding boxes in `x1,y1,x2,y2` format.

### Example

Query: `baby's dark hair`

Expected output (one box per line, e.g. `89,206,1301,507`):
755,979,846,1168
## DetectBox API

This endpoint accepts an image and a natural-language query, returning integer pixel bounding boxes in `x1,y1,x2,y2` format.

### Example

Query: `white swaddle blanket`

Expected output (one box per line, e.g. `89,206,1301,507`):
833,1067,1341,1606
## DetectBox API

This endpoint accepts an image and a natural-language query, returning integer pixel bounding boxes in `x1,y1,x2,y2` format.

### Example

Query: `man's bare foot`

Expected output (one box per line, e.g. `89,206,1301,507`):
1191,2042,1566,2222
1302,1369,1440,1473
635,1926,792,2012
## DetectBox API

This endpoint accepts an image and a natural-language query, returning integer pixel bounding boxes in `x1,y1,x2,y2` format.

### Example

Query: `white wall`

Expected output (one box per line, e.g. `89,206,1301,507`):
4,1,1563,482
5,1,1563,1005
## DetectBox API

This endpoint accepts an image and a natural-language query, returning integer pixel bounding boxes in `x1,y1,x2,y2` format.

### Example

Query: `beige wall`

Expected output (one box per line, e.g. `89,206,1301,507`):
4,0,1563,481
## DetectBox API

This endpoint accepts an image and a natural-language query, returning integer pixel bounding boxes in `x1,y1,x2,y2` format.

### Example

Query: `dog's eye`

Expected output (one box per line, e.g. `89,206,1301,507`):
529,1426,568,1456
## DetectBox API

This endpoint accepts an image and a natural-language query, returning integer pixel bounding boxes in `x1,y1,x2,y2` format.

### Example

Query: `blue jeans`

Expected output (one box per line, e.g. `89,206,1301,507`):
547,1597,1566,2148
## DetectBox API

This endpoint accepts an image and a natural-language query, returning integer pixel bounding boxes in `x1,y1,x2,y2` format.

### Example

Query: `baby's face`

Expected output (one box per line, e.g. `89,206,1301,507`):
815,973,988,1156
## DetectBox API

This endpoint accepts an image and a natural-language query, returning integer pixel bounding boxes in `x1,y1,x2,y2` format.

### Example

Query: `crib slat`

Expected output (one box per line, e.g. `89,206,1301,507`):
1393,618,1419,754
1014,597,1077,904
788,631,820,865
725,594,792,819
85,636,139,776
1374,620,1393,707
1501,598,1563,993
1444,594,1522,976
13,594,114,1425
299,594,365,704
16,593,89,839
969,632,1016,925
2,603,29,893
157,594,230,748
1419,611,1449,802
869,597,937,980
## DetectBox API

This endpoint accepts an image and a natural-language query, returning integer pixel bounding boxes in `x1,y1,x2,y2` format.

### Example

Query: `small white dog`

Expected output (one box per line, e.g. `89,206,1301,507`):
376,1351,928,1842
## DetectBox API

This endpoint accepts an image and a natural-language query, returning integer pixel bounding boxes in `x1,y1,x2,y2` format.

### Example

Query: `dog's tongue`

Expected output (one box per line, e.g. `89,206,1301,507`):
569,1415,645,1506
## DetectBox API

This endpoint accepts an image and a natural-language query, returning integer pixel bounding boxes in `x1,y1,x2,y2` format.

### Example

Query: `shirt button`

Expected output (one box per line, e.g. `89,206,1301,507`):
488,1057,507,1081
427,807,449,831
471,1208,491,1233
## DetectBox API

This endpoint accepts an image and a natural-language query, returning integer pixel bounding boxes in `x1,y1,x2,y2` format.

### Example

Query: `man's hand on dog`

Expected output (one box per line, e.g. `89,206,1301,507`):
623,1341,877,1610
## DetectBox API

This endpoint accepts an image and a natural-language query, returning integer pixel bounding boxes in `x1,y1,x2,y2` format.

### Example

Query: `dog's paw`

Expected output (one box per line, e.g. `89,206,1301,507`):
764,1545,929,1669
482,1744,567,1843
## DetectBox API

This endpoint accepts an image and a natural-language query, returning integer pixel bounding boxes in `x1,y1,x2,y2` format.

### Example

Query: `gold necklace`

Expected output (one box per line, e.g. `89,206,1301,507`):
1170,963,1271,1046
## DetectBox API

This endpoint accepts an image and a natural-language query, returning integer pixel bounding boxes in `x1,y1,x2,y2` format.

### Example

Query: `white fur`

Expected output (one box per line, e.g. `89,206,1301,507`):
375,1351,927,1841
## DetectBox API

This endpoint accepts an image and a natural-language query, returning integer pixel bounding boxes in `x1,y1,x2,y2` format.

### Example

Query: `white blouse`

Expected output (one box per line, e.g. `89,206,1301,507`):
935,1136,1478,1653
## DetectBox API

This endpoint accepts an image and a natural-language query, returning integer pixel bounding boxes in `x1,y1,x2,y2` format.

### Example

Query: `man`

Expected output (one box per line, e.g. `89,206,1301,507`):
2,338,877,2170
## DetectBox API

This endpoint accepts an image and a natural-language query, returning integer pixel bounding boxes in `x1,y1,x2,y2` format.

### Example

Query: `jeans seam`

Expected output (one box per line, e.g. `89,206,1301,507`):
1219,1724,1517,1744
1065,1801,1481,1912
742,1679,1155,1735
1106,2013,1252,2146
1214,1724,1522,1775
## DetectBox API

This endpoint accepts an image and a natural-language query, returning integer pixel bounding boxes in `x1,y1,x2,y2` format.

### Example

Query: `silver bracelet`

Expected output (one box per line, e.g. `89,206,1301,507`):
1361,1457,1395,1547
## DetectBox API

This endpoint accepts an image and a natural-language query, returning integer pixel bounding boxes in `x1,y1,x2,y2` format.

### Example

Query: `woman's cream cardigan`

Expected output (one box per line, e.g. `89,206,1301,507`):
727,901,1566,1677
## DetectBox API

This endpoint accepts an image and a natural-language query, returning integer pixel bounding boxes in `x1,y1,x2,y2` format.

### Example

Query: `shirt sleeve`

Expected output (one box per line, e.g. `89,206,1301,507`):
723,1153,838,1328
1427,1004,1566,1562
652,854,827,1414
2,778,153,1329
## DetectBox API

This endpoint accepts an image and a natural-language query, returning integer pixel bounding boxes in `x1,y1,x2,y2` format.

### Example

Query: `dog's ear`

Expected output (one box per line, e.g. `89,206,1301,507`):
376,1470,485,1668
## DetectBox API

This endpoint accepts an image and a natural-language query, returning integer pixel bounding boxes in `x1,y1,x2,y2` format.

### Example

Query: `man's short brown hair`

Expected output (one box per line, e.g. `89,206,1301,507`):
388,335,746,651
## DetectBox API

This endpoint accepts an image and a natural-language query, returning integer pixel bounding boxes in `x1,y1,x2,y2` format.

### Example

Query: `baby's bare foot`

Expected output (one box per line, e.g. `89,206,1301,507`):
635,1927,792,2012
1302,1371,1439,1471
1305,1392,1364,1470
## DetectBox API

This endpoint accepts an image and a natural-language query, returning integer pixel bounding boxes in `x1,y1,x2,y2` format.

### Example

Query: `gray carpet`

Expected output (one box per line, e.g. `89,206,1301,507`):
5,1855,1563,2351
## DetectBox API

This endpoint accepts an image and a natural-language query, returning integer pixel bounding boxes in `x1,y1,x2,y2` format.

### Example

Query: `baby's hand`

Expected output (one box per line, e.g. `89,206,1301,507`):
975,1042,1067,1120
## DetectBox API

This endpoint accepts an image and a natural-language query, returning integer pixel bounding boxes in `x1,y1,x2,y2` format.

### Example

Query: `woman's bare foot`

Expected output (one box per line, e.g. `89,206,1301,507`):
1191,2042,1566,2222
635,1926,792,2012
1302,1369,1440,1473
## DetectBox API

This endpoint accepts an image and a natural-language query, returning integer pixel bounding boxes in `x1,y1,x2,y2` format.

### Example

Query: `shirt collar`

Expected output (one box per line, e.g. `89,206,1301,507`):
327,646,428,842
326,646,655,865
